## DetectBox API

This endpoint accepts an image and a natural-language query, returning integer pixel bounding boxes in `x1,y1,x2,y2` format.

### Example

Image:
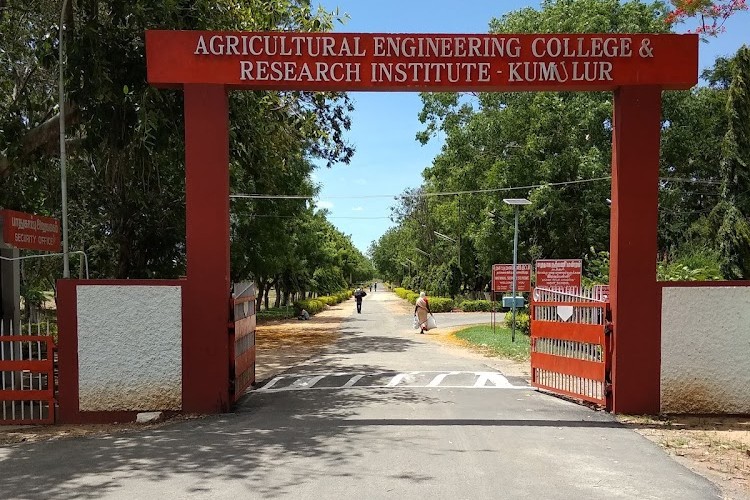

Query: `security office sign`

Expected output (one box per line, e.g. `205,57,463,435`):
0,209,61,252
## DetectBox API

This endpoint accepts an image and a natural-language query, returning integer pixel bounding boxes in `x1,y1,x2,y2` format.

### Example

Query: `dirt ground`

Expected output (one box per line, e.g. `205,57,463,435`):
618,415,750,500
2,298,748,500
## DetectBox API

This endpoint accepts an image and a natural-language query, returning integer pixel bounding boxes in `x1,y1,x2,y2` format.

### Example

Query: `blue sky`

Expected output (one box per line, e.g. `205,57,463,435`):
312,0,750,254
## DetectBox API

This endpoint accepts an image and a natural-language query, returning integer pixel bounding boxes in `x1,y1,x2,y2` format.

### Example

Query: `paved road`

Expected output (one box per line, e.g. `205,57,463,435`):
0,287,720,499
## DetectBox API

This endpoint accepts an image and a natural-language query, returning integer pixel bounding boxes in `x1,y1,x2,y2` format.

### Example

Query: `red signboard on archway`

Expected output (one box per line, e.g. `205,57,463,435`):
147,31,697,92
140,29,698,416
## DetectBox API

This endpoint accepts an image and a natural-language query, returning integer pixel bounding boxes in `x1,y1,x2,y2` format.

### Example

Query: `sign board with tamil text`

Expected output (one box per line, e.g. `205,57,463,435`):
535,259,582,289
492,263,531,292
0,209,61,252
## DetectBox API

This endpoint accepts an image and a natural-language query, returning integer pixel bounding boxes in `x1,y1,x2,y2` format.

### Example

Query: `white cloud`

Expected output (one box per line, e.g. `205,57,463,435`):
316,200,334,210
352,206,364,212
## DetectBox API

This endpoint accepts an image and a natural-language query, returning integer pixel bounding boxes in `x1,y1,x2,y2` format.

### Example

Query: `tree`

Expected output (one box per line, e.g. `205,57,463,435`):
1,1,356,284
666,0,748,37
371,0,741,292
715,45,750,278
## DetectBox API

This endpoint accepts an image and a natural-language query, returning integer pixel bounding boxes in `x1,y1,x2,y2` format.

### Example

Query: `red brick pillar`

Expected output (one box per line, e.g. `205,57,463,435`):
609,86,662,414
182,84,231,413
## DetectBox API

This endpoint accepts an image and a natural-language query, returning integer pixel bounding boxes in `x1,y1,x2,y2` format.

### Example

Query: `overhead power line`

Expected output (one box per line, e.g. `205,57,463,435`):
229,175,719,201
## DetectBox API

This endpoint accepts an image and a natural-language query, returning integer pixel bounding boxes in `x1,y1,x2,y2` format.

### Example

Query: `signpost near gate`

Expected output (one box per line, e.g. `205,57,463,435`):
137,29,698,415
535,259,582,290
492,264,531,293
1,210,61,253
1,210,61,334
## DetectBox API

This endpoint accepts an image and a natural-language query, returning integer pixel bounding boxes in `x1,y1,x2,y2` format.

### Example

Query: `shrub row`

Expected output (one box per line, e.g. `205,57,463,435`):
293,290,353,316
394,287,454,312
459,300,494,312
428,297,454,313
504,311,531,335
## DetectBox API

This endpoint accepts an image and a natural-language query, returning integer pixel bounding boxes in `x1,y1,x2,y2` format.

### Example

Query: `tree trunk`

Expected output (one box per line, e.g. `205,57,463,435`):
255,277,267,311
274,281,281,308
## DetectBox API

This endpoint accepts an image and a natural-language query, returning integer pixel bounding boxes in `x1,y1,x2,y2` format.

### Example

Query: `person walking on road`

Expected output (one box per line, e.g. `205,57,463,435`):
354,287,367,314
415,291,431,334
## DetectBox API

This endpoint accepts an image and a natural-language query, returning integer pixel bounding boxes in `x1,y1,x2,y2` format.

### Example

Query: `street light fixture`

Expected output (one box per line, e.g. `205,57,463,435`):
414,247,429,258
434,231,460,269
400,261,410,276
503,198,532,343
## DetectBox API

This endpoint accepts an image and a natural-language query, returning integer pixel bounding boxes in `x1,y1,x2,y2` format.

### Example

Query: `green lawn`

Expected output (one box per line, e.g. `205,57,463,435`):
453,325,531,362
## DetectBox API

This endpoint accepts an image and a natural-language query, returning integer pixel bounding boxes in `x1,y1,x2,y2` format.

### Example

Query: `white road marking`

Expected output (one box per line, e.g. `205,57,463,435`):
343,374,364,387
291,375,325,389
387,373,409,387
259,376,284,390
427,372,458,387
254,371,530,393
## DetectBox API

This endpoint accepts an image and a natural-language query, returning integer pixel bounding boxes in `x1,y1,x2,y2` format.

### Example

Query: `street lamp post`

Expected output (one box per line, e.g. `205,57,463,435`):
503,198,531,342
59,0,71,278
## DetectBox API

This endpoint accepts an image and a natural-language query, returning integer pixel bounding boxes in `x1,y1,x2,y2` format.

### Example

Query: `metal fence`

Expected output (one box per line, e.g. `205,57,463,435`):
0,321,55,424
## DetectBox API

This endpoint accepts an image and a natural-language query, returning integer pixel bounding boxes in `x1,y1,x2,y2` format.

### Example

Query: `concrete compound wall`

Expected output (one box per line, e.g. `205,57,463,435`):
661,284,750,414
77,284,183,411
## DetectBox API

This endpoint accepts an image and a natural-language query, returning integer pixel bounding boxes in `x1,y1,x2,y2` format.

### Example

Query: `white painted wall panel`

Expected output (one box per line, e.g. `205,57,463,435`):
661,286,750,414
77,285,182,411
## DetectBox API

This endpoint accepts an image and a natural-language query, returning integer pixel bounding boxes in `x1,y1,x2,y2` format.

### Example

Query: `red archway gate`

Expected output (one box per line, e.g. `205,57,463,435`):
145,31,697,415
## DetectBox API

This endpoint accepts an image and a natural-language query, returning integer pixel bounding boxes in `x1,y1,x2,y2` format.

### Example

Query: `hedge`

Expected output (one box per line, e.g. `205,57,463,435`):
394,287,454,311
504,311,531,335
428,297,454,312
460,300,494,312
293,289,353,316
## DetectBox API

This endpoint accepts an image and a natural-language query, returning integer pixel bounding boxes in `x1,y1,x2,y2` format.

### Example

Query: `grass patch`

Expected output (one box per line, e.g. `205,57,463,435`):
453,325,530,361
257,307,297,323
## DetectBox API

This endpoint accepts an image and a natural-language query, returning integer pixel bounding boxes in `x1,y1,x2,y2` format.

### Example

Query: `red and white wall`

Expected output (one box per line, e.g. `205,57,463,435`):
660,282,750,414
57,280,186,423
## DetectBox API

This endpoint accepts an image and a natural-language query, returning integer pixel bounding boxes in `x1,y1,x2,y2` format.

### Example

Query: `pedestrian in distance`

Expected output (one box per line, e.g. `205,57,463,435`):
369,284,372,292
414,291,431,334
354,287,367,314
374,282,377,292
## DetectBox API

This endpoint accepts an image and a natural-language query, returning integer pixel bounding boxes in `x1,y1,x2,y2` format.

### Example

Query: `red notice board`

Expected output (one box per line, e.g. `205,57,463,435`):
0,209,61,252
535,259,582,289
492,264,531,292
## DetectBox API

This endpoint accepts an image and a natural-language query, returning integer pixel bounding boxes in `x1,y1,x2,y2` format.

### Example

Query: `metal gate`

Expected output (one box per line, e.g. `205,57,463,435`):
1,333,55,424
229,282,256,402
530,287,612,409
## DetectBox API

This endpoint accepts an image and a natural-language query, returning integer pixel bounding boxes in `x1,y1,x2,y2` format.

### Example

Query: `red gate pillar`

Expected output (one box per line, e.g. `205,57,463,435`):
610,86,662,414
183,84,231,413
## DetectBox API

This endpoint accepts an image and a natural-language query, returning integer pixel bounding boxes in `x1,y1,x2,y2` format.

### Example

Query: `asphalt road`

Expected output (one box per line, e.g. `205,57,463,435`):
0,287,721,499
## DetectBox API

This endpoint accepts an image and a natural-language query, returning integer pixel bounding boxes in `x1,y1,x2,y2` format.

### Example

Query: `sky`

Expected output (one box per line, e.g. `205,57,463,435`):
311,0,750,254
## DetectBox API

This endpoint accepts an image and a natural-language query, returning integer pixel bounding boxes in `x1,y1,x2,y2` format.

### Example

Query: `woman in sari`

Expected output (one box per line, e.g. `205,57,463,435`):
414,291,431,334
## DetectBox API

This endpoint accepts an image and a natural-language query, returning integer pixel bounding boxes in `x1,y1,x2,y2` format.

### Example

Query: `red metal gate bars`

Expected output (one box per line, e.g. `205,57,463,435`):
530,288,612,410
0,335,55,424
229,282,256,403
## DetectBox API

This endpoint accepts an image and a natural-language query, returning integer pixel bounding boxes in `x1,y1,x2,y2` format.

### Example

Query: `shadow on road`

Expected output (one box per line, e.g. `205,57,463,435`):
0,389,436,499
